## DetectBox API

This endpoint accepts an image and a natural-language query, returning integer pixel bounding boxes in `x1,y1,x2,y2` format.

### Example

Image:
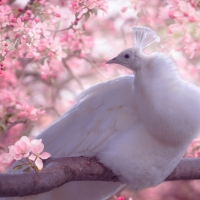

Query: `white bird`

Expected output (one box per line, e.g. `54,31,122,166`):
4,26,200,200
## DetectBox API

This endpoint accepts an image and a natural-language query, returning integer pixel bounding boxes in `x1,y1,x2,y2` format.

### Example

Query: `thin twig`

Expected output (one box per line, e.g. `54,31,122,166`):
62,58,84,90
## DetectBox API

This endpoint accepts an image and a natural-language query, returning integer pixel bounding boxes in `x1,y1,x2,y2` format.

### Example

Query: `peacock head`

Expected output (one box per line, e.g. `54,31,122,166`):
106,47,141,70
106,26,160,71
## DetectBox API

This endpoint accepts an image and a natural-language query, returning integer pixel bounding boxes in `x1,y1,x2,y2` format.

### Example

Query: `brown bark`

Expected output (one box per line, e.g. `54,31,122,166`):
0,157,200,197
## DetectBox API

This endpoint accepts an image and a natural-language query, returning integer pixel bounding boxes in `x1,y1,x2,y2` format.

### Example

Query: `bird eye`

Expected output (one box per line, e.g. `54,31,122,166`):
124,54,130,59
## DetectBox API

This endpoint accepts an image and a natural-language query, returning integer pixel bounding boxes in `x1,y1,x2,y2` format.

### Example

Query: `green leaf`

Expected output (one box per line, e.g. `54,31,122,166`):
0,54,4,62
23,167,30,173
91,9,97,16
33,165,39,170
40,57,46,65
32,2,40,8
4,113,13,123
0,123,6,131
6,113,13,118
85,12,90,22
192,146,200,152
50,78,55,84
13,165,23,171
32,165,42,172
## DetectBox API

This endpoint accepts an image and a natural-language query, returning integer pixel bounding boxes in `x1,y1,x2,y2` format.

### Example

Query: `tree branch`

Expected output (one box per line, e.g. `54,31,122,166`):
0,157,200,197
166,158,200,180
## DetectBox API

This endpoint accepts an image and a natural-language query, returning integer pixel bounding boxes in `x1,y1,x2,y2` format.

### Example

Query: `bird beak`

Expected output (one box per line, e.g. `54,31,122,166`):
106,57,117,64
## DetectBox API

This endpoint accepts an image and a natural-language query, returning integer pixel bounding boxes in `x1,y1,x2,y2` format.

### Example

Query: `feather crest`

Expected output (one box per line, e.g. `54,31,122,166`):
130,26,160,49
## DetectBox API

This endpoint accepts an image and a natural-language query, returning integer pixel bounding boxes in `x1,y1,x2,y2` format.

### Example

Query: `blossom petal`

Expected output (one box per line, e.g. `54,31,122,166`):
23,153,30,158
29,154,36,161
35,158,43,170
8,145,15,156
14,154,22,160
20,136,31,144
40,152,51,159
31,139,44,154
14,136,31,155
31,139,42,146
2,153,13,163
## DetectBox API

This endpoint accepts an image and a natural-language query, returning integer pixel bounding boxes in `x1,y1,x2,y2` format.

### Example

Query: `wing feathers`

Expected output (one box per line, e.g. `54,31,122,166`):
38,75,137,158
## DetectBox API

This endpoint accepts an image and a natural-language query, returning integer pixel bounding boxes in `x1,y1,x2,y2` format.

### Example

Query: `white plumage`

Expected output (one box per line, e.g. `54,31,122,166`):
4,26,200,200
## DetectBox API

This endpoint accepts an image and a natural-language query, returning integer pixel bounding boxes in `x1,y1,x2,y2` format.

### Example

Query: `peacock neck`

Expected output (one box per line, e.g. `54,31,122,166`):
133,62,194,147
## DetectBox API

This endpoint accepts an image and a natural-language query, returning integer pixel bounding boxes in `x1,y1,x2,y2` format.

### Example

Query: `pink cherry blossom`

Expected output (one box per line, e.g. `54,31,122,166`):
3,136,31,161
184,42,197,59
29,139,51,170
185,140,200,158
12,136,31,160
121,7,128,13
13,18,25,32
1,136,51,171
30,139,44,154
0,5,11,27
68,0,108,14
1,152,13,163
40,23,51,39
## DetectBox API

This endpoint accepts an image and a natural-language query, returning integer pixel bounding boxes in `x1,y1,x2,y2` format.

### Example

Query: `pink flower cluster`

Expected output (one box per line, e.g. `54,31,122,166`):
0,3,65,76
2,136,51,170
69,0,108,14
185,140,200,158
120,0,200,81
166,0,200,58
59,31,93,54
0,89,45,121
0,0,106,165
